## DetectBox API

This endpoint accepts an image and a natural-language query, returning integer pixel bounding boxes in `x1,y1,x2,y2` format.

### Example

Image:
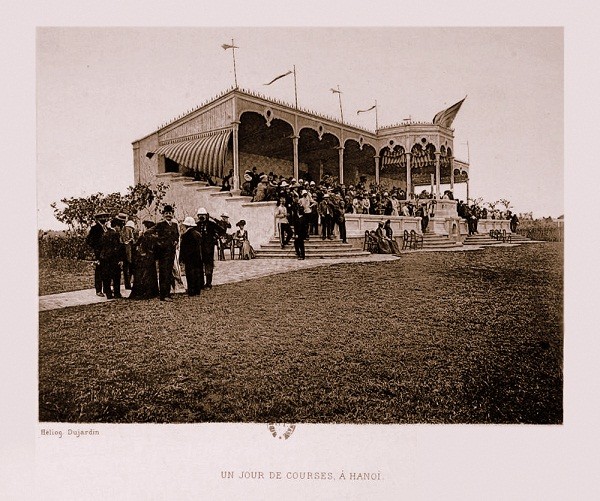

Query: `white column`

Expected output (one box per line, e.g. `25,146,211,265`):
405,152,412,196
292,135,299,180
232,122,240,192
374,155,380,184
435,151,441,199
338,146,344,184
449,156,455,191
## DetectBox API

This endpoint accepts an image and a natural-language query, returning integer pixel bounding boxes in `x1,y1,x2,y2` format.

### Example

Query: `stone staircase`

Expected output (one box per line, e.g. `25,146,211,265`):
462,233,503,246
419,232,464,250
255,237,371,259
461,232,533,246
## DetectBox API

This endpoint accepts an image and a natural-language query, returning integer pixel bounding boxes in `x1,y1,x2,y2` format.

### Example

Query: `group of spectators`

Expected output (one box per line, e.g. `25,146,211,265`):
86,206,255,301
457,201,520,235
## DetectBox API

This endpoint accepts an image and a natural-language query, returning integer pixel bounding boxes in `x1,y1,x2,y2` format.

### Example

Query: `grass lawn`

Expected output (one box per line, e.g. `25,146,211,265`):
39,257,95,295
39,243,563,424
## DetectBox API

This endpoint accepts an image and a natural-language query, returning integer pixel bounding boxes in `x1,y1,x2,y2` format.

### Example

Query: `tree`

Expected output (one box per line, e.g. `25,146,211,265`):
51,182,171,234
499,198,512,211
485,200,499,211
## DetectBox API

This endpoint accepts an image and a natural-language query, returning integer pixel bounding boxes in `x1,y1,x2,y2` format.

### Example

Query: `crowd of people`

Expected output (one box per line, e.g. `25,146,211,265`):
457,201,520,235
86,205,256,301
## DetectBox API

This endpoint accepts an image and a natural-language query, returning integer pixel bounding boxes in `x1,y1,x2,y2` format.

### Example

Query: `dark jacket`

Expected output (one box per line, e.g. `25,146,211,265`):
179,227,202,264
86,223,105,258
154,220,180,255
99,227,123,262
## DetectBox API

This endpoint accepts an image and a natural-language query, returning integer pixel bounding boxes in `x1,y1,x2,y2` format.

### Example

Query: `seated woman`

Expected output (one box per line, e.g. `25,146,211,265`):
383,219,401,254
233,220,256,260
374,221,393,254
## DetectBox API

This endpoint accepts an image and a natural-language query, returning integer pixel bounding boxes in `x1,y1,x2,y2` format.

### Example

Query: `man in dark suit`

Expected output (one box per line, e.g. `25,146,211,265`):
195,207,226,289
318,194,334,240
179,216,203,296
154,205,180,302
99,216,125,299
86,212,109,296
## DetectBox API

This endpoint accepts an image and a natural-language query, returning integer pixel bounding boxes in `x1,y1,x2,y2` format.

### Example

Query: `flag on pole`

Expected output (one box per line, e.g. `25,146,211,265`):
432,97,466,128
264,70,292,86
330,88,342,94
357,104,376,114
221,43,239,50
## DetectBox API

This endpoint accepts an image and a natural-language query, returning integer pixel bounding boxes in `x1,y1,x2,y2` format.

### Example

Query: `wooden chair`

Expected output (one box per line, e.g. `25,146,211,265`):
363,230,378,253
231,237,244,259
410,230,423,250
402,229,411,250
501,229,512,243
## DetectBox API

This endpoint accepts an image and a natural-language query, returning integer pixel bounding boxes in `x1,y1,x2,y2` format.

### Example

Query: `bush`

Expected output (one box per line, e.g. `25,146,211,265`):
38,233,94,260
517,220,564,242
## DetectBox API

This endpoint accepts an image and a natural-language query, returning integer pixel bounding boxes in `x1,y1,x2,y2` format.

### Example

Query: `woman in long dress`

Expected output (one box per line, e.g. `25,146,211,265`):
233,220,256,260
128,220,159,299
383,219,401,254
374,221,393,254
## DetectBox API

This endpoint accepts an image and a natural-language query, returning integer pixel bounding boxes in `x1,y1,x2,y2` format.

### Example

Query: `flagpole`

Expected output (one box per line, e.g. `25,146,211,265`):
293,65,298,108
337,85,344,123
231,38,238,88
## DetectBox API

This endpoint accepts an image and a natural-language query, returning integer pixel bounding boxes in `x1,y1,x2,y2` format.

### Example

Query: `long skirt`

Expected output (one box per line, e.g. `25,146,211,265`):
241,240,256,260
129,258,159,299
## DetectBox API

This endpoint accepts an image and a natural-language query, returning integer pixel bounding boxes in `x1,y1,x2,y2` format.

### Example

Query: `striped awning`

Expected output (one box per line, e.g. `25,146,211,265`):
154,129,232,178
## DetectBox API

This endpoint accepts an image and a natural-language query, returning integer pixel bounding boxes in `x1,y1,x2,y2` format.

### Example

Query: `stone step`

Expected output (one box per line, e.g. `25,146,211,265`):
262,239,354,250
255,249,371,259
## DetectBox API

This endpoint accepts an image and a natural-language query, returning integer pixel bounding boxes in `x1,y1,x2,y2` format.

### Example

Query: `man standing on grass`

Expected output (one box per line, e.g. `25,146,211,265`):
179,216,203,296
99,216,125,299
154,205,179,302
86,211,109,297
195,207,226,289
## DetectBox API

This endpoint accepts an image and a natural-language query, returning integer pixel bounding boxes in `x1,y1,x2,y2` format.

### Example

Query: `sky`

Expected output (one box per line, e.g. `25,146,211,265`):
37,26,563,229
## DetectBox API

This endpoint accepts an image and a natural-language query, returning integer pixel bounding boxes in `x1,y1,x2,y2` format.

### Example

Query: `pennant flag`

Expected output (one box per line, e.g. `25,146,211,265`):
221,43,239,50
357,104,376,114
264,70,292,86
330,88,342,94
432,97,466,128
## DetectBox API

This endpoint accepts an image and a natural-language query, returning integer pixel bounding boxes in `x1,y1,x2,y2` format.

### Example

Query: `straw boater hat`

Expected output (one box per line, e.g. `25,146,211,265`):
94,211,109,219
116,212,128,221
182,216,196,227
236,220,246,227
220,212,229,218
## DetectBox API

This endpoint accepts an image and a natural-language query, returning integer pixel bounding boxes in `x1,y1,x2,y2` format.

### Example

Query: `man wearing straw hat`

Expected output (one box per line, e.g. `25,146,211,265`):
179,216,203,296
196,207,226,289
86,211,109,296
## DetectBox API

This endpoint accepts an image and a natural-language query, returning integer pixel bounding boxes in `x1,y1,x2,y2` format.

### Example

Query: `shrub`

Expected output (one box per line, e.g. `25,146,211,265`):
38,233,94,260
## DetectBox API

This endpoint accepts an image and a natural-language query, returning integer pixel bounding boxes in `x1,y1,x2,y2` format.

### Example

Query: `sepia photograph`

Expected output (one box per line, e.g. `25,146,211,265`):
37,26,563,426
2,0,599,497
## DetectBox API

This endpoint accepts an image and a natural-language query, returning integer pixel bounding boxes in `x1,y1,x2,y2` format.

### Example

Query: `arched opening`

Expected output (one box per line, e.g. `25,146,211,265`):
238,112,295,178
298,128,340,182
379,144,407,190
343,139,376,187
411,141,437,194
